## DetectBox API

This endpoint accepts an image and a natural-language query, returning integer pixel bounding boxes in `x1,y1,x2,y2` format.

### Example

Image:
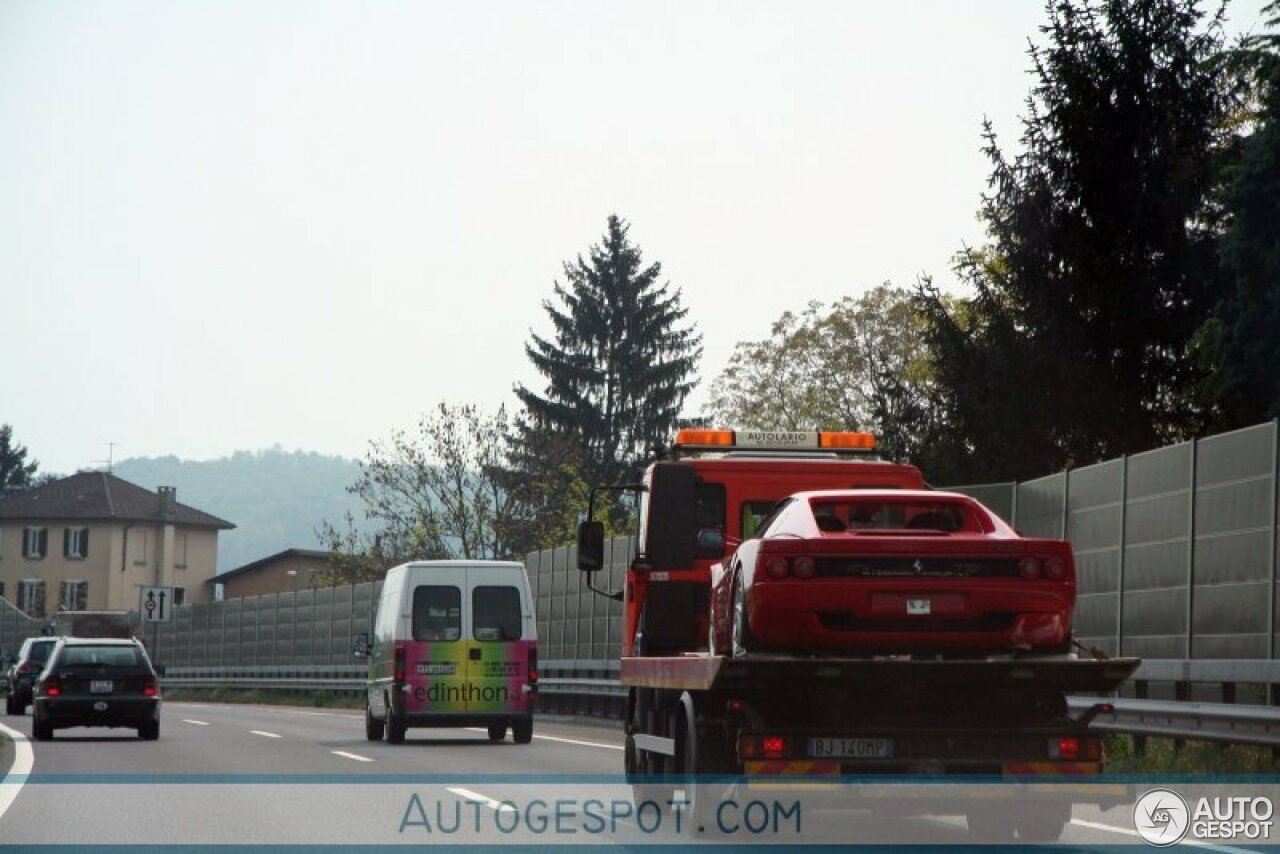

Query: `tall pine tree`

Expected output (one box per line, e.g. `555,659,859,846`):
918,0,1234,480
516,215,702,485
0,424,39,494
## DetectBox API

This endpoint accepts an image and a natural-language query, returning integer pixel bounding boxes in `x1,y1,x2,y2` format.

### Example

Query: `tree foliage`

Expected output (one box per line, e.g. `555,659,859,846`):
319,403,520,583
708,286,953,469
515,215,702,485
0,424,39,494
918,0,1235,481
1193,1,1280,425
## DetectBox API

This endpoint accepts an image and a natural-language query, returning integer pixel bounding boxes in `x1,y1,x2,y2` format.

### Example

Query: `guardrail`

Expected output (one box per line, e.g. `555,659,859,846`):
158,658,1280,748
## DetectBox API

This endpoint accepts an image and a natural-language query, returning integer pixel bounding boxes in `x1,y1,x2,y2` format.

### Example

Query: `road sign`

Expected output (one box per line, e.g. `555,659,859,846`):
140,586,175,623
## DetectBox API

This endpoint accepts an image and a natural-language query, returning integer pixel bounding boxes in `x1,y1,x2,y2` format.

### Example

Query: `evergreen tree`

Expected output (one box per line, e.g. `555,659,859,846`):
0,424,39,494
1194,2,1280,425
918,0,1234,480
516,215,702,485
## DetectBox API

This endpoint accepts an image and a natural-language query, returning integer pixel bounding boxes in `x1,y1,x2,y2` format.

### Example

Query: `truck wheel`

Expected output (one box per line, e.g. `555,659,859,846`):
488,722,508,742
512,718,533,744
731,577,757,657
1015,805,1070,842
678,693,726,836
966,807,1015,841
365,704,385,741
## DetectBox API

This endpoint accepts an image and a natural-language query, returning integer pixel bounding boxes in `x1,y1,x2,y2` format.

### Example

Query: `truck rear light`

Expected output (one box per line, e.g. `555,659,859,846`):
762,736,790,759
1018,557,1041,579
792,556,816,579
1044,556,1067,579
1051,737,1080,760
43,677,60,697
765,557,789,579
394,645,406,684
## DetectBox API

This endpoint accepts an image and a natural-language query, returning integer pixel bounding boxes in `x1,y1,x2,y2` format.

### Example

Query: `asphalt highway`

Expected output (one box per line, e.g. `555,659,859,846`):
0,702,1237,848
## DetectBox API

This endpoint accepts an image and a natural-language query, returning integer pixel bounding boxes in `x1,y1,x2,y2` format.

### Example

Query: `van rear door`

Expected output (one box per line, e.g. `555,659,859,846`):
403,575,469,714
465,565,533,714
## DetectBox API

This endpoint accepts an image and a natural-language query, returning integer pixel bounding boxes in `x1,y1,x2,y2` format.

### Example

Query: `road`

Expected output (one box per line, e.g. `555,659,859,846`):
0,703,1224,848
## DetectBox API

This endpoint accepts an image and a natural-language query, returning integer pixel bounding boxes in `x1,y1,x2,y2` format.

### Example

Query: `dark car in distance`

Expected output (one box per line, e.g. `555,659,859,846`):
31,637,161,740
5,636,59,715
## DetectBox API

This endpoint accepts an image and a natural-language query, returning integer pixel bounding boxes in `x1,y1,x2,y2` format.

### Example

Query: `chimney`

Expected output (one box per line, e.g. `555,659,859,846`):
158,486,177,518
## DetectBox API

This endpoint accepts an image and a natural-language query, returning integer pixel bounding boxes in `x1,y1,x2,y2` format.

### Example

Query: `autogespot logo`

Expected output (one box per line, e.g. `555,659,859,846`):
1134,789,1190,846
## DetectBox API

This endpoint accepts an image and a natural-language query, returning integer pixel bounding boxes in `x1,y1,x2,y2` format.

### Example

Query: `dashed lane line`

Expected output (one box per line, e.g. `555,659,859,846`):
250,730,282,738
331,750,375,763
463,727,624,751
181,719,210,726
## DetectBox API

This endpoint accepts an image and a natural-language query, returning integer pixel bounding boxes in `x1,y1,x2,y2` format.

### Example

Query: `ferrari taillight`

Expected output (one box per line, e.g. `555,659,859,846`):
764,557,790,579
792,556,817,579
1018,557,1041,579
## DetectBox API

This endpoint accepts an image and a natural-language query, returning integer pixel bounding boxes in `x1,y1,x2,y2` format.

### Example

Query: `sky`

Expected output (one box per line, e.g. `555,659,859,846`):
1,0,1271,476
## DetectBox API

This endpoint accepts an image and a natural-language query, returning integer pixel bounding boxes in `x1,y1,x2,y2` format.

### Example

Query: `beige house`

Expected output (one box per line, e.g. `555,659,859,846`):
0,472,234,617
211,548,334,600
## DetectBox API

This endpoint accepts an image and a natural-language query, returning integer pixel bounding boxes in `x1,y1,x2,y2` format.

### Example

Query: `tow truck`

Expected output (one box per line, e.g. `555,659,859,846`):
576,429,1139,841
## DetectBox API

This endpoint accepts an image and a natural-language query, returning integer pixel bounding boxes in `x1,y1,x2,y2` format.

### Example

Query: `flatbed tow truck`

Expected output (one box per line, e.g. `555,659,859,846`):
576,429,1140,841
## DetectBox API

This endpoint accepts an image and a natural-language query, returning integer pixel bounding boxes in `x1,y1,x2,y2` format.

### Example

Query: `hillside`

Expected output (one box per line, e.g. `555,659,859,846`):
113,448,365,571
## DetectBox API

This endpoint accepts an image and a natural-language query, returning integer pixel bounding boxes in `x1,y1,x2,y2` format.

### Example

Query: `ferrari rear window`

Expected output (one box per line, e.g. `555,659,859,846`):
809,499,983,533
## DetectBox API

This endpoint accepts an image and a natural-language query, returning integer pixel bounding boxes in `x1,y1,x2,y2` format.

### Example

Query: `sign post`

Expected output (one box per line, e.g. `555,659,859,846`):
140,586,174,666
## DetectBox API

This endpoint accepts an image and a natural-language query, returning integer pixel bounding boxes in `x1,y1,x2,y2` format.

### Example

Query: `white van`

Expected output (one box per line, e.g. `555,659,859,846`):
357,560,537,744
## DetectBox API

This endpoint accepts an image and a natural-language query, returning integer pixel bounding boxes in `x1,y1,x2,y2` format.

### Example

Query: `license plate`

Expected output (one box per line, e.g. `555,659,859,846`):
90,680,113,693
809,737,894,758
907,599,931,615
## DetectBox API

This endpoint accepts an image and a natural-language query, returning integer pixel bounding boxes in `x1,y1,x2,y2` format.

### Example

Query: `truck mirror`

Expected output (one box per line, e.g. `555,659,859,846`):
646,462,698,570
696,528,726,558
352,632,371,659
577,521,605,572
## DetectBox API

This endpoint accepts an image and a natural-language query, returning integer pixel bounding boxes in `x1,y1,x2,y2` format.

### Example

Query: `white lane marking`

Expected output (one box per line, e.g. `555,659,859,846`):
181,719,210,726
448,786,517,812
249,730,282,738
1070,818,1260,853
463,726,624,751
277,709,362,719
0,721,35,824
331,750,375,763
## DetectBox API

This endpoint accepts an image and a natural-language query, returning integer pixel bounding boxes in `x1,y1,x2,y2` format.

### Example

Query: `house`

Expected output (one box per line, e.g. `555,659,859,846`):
211,548,335,600
0,472,234,616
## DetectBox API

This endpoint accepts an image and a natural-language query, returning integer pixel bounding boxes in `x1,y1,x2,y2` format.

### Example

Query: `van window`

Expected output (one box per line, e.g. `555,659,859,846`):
473,586,522,641
412,586,461,641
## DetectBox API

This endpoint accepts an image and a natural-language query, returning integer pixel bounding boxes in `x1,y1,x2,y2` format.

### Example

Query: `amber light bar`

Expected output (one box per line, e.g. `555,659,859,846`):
673,428,876,451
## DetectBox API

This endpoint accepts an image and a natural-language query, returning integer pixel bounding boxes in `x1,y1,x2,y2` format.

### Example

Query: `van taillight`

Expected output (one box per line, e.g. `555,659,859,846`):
142,677,158,697
44,677,60,697
528,648,538,685
394,645,406,684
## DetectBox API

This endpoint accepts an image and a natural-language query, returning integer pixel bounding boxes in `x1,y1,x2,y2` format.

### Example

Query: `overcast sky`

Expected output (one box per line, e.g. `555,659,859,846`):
1,1,1270,475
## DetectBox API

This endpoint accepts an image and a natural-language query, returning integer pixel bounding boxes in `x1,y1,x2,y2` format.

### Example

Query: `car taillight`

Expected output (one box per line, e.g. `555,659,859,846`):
394,644,406,684
142,677,158,697
44,677,60,697
1018,557,1040,579
1044,556,1067,579
792,556,816,579
527,648,537,686
764,556,790,579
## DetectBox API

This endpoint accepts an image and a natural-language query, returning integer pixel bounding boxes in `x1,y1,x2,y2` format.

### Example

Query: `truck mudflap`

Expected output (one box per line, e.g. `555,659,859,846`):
621,654,1140,694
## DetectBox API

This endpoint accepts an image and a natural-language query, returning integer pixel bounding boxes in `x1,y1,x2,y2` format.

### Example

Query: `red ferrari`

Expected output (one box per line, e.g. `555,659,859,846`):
708,490,1077,658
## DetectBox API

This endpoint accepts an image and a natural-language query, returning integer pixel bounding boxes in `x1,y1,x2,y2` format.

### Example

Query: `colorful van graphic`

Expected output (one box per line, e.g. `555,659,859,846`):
357,561,537,744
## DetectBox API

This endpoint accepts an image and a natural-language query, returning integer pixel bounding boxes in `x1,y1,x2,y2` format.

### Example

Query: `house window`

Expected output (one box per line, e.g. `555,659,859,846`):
172,586,186,606
64,527,90,559
59,580,88,611
18,579,46,618
23,527,48,559
175,533,188,569
133,530,148,565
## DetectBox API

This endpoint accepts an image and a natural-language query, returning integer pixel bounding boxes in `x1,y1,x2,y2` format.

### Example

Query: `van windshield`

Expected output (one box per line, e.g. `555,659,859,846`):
473,586,522,641
412,586,461,642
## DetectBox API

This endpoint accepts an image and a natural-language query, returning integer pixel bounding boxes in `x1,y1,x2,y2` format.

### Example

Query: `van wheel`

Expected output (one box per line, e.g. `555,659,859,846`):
512,718,533,744
487,723,507,742
386,714,406,744
365,704,385,741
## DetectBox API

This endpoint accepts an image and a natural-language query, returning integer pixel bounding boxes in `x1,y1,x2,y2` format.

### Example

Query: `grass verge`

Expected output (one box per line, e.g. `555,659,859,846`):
1105,733,1280,774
